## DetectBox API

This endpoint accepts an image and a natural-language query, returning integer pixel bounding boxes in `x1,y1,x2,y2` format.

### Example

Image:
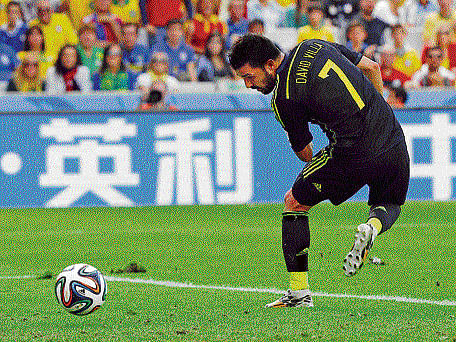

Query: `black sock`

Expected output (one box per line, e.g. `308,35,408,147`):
282,213,310,272
369,204,401,235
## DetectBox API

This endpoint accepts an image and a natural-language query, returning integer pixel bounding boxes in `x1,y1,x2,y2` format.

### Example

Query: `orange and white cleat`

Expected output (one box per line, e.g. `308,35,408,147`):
265,289,314,308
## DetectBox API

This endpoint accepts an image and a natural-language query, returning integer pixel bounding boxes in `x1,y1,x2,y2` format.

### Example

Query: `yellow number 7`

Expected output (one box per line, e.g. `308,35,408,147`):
317,59,365,110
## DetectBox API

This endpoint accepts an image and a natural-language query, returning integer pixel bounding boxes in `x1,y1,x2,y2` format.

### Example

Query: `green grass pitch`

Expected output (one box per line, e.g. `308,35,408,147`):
1,201,455,341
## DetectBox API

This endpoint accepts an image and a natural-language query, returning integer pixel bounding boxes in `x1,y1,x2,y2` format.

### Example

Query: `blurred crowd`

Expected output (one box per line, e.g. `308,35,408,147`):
0,0,456,107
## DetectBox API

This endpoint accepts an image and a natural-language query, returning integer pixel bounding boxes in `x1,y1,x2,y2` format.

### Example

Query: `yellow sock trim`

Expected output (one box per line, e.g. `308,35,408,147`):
290,272,309,290
367,217,382,235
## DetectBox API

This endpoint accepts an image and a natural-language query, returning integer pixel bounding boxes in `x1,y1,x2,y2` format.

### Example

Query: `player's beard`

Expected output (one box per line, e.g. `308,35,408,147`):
256,70,276,94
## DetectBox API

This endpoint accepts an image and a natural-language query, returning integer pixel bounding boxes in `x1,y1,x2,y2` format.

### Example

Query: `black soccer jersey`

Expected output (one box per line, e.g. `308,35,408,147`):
272,39,404,162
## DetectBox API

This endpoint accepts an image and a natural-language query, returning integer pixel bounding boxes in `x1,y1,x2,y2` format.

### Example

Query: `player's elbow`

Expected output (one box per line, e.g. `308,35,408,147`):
296,143,313,162
357,56,380,72
370,61,380,72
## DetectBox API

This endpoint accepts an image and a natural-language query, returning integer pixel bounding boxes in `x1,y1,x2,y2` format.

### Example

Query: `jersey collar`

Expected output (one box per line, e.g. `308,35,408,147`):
276,53,288,75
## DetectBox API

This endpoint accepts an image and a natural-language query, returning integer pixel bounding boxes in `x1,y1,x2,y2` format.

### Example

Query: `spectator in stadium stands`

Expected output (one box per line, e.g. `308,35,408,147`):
408,46,455,87
279,0,309,28
19,26,54,79
137,79,177,110
399,0,438,31
247,0,285,34
92,43,131,90
186,0,227,55
6,52,45,91
422,25,456,71
135,51,179,93
297,4,335,43
0,1,27,53
156,20,196,81
196,33,233,81
139,0,193,47
30,0,78,61
390,24,421,78
385,79,408,107
45,44,92,93
380,46,411,84
248,18,266,35
76,25,104,76
357,0,389,47
82,0,123,46
325,0,359,29
18,0,61,22
373,0,401,26
0,1,7,24
111,0,141,25
120,23,150,81
226,0,249,47
58,0,93,30
0,42,19,81
346,20,375,58
422,0,456,45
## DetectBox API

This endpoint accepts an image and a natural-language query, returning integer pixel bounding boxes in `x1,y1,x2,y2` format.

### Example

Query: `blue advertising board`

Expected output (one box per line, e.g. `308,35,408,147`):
0,109,455,208
0,89,456,112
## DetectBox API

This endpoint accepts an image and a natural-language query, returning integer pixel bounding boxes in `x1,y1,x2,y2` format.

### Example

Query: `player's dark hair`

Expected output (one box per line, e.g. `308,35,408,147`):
229,34,281,70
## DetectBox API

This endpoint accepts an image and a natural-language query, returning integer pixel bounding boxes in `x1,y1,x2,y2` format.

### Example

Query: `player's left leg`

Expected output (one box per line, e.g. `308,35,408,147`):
344,141,410,276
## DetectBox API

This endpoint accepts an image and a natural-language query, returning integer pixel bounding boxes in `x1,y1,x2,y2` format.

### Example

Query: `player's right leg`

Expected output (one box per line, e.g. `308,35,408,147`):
344,141,410,276
343,204,402,276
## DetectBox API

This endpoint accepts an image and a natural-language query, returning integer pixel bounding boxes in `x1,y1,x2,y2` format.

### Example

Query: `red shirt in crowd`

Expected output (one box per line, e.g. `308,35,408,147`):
144,0,186,27
188,14,227,54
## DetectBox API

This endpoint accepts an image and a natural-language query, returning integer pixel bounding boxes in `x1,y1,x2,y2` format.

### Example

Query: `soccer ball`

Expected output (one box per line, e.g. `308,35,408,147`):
55,263,107,316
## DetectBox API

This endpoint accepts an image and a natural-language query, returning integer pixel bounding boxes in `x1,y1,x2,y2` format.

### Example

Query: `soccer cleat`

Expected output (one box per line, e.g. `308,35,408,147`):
265,289,314,308
343,223,378,277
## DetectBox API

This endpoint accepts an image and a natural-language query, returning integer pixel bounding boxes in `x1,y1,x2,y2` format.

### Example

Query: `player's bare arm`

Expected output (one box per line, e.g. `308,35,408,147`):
295,142,313,162
357,56,384,94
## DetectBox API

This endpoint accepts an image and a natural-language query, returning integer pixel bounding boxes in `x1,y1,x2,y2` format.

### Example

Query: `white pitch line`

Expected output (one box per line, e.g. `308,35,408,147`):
106,276,456,307
2,274,455,307
0,275,35,280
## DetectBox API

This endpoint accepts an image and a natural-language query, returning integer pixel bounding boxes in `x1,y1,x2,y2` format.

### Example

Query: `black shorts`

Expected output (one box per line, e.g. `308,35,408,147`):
291,141,410,207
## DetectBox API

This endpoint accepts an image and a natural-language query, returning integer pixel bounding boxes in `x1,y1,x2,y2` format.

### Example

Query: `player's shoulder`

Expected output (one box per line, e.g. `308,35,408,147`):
276,40,334,96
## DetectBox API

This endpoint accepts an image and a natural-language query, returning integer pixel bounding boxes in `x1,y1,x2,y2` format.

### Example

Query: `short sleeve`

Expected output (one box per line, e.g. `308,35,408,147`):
274,97,313,153
286,120,313,153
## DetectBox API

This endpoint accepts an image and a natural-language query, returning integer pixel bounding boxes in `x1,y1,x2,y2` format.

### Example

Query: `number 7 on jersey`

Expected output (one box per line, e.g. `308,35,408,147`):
317,59,365,110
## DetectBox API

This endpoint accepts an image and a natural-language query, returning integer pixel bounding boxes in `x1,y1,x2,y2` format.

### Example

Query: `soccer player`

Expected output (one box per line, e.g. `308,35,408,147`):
229,34,410,308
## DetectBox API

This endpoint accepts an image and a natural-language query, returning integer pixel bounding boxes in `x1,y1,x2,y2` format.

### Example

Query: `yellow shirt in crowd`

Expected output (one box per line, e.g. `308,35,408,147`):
63,0,93,30
112,0,141,24
30,13,78,60
392,49,422,78
297,25,335,43
0,0,7,25
17,51,55,80
422,11,456,44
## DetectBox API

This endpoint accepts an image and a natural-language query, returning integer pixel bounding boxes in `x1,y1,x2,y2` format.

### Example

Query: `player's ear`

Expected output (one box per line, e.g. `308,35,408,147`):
264,59,276,73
